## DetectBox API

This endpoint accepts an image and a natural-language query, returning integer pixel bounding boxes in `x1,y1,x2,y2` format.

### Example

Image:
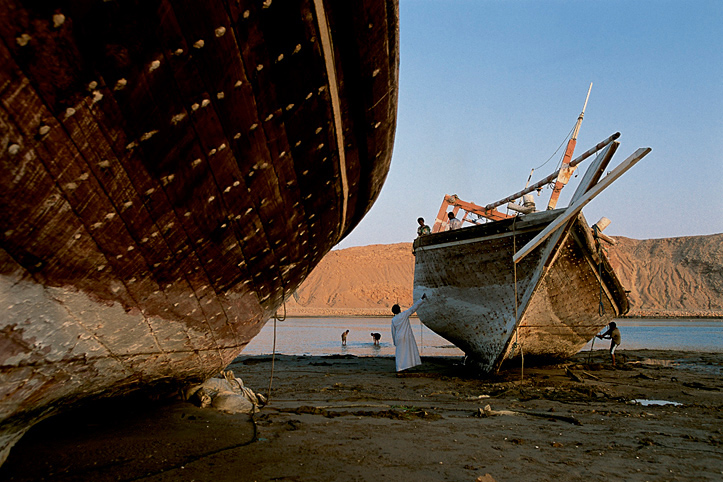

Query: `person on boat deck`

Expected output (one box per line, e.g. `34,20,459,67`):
391,293,427,372
447,211,462,231
417,217,431,236
597,321,621,366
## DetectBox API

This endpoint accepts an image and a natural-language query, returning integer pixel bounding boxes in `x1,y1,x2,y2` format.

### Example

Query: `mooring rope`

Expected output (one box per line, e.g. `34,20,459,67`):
513,218,519,348
267,298,287,405
511,216,523,380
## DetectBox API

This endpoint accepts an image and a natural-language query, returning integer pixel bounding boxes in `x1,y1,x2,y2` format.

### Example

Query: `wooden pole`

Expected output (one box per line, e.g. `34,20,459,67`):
546,83,593,210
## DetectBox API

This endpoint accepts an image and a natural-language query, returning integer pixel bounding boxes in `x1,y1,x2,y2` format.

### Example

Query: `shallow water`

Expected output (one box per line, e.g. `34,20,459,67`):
632,399,683,406
581,319,723,352
243,317,463,358
242,317,723,357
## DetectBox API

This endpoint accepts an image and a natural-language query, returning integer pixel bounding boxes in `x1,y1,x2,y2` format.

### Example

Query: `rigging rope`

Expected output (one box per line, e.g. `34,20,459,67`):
518,124,576,199
513,217,518,351
266,298,287,405
511,216,523,380
588,331,596,364
530,124,576,173
592,225,607,317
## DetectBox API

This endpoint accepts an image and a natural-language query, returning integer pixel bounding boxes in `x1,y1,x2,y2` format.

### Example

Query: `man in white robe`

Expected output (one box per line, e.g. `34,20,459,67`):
390,293,427,372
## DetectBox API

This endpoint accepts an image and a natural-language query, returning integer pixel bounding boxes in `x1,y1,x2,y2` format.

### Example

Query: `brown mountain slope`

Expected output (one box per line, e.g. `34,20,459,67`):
284,243,415,316
605,233,723,317
284,235,723,318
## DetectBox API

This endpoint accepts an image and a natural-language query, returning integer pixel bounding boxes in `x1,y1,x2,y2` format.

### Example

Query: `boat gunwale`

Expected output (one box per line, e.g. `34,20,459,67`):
412,209,564,253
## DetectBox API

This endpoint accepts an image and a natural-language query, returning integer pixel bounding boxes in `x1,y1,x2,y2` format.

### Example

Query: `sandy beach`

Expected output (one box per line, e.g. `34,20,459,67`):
1,349,721,482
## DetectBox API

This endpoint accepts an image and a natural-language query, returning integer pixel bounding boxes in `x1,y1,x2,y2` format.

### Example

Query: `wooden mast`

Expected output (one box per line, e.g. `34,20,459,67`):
546,82,593,210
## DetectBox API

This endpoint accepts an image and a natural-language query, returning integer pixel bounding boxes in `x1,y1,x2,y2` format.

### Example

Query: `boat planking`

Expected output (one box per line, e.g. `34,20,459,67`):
0,0,399,463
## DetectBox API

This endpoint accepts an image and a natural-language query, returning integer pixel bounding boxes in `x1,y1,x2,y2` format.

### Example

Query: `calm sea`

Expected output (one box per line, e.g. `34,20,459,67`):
242,317,723,357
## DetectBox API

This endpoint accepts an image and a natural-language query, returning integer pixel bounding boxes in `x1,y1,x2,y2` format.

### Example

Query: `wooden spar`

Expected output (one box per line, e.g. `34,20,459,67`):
513,147,652,263
432,200,450,233
432,194,511,233
569,141,619,201
546,83,593,210
484,132,620,211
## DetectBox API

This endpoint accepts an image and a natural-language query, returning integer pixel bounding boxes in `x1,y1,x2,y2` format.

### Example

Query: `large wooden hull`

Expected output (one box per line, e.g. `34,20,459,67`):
0,0,399,462
413,210,628,373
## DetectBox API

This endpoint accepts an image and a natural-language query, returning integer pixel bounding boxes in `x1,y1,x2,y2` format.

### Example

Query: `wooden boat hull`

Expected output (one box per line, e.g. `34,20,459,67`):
0,0,399,462
413,210,628,373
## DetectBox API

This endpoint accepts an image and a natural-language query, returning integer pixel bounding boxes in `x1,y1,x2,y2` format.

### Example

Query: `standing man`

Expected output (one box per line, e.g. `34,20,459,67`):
391,293,427,372
597,321,621,366
417,217,431,237
341,330,349,346
447,211,462,230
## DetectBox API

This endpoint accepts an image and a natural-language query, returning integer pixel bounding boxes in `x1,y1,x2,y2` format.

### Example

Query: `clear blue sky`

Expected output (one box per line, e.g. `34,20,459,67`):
336,0,722,249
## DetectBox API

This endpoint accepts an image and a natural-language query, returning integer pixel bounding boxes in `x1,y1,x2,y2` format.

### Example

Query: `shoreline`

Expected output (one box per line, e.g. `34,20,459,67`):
621,314,723,320
1,348,721,481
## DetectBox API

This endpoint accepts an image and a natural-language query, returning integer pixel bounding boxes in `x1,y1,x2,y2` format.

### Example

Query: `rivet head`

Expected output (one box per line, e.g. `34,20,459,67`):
53,14,66,28
16,34,31,47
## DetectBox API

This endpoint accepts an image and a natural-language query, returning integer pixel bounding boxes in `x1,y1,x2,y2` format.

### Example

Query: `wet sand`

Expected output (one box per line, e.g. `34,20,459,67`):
1,349,722,481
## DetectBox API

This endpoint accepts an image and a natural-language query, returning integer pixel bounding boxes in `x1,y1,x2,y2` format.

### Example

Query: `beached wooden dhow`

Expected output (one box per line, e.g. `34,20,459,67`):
413,91,650,373
0,0,399,463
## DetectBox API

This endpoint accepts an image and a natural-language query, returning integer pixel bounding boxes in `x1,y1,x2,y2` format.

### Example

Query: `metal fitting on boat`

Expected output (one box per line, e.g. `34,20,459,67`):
507,194,536,214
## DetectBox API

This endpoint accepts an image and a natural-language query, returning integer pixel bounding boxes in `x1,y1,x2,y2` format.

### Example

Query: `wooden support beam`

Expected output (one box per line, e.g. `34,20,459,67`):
513,147,651,263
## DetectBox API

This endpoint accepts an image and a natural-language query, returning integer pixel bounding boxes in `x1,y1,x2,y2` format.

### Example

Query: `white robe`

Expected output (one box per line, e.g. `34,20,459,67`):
391,297,425,372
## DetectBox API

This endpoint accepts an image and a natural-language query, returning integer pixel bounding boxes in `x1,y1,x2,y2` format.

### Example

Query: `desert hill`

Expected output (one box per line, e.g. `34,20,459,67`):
284,234,723,318
605,233,723,317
